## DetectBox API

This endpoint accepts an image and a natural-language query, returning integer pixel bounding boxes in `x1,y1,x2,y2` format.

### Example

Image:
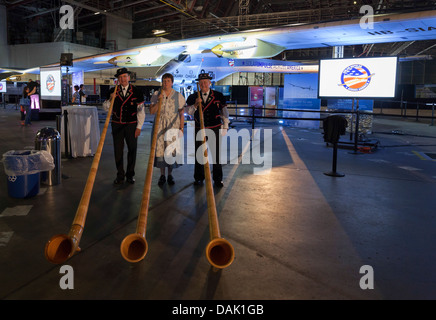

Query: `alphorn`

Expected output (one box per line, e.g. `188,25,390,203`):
197,84,235,269
45,85,118,264
120,91,163,262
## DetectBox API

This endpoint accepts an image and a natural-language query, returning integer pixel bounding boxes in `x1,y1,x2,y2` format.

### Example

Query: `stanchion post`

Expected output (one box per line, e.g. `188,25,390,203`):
63,109,70,158
56,114,62,133
251,105,255,130
353,109,360,153
324,141,344,177
349,100,363,155
431,103,435,126
349,99,355,141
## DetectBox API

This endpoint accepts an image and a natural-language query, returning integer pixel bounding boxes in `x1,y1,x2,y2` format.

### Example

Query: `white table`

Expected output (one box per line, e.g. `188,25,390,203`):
61,105,100,157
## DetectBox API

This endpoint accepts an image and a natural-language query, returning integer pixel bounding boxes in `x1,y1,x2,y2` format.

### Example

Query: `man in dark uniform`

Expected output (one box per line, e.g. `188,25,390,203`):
185,73,229,187
103,68,145,185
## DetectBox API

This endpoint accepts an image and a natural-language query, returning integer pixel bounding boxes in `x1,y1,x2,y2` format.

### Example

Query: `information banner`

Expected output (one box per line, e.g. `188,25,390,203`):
264,87,276,117
249,86,264,117
283,73,320,129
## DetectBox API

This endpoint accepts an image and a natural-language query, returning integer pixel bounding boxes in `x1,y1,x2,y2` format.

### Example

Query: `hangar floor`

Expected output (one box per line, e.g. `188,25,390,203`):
0,104,435,300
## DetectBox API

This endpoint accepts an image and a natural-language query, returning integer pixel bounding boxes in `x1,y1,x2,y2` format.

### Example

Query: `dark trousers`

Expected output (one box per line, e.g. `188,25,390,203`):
194,127,222,183
111,122,138,180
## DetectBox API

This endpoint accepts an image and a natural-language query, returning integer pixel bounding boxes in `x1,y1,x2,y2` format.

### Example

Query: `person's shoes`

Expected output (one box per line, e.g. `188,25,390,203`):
113,178,124,185
126,177,135,184
193,179,203,185
214,181,224,188
167,175,175,185
158,175,166,185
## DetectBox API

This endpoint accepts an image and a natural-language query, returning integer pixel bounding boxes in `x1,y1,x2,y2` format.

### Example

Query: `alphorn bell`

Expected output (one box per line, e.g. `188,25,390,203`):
45,85,119,264
120,91,164,263
197,84,235,269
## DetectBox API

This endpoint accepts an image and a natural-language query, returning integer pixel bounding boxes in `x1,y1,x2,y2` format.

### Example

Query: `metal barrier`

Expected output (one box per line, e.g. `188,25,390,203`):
226,105,374,153
226,100,436,152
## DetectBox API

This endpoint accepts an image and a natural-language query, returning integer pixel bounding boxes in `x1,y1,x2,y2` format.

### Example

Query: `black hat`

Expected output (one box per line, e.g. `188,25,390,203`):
196,73,212,81
114,67,131,78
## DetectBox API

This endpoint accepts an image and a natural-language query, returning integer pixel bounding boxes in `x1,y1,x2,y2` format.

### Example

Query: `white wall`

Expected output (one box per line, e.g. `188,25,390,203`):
106,17,132,50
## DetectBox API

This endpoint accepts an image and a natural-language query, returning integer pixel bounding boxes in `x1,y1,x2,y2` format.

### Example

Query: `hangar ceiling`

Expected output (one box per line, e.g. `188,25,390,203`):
2,0,436,60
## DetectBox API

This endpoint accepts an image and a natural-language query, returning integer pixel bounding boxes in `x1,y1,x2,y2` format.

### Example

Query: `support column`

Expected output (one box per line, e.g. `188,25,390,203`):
332,46,344,58
0,5,9,67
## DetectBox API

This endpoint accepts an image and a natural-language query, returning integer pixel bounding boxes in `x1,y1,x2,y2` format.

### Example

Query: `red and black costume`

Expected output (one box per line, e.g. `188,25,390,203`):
186,89,227,184
107,82,145,182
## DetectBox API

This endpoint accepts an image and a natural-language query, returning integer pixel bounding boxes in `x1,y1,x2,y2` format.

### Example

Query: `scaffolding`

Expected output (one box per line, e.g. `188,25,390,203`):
238,0,250,27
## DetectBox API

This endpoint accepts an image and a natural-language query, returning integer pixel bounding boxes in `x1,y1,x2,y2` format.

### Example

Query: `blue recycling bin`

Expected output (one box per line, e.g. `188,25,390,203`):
2,150,54,199
7,172,40,198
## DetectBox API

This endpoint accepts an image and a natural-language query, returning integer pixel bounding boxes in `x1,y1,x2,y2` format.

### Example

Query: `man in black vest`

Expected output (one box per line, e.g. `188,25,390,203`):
185,73,229,187
104,68,145,185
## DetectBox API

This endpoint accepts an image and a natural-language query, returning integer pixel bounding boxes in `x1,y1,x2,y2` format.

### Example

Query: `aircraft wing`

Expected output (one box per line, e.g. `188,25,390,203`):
1,9,435,80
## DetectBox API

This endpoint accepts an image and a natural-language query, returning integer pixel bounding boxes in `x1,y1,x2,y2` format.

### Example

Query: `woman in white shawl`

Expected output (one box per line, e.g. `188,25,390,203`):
150,73,186,185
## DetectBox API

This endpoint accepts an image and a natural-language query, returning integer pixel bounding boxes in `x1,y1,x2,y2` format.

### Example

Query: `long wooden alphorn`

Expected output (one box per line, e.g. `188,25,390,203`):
45,85,118,264
197,84,235,269
120,91,163,262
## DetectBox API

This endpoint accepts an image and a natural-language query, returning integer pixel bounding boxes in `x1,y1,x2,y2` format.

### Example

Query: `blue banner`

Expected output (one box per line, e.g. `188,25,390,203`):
283,74,320,128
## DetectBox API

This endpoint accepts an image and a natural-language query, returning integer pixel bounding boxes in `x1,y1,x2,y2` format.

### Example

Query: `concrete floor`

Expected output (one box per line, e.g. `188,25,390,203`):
0,105,435,300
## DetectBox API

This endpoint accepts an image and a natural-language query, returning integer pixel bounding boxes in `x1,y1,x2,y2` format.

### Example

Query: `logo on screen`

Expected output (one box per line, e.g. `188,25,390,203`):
46,74,55,92
339,64,374,92
0,83,3,91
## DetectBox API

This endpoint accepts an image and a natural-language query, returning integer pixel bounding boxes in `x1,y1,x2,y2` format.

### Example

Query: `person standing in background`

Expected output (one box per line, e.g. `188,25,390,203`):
72,85,80,104
27,79,39,110
20,86,31,126
79,84,86,104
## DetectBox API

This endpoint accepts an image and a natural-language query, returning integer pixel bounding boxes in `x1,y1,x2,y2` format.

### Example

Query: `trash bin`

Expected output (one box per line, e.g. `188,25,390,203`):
2,150,54,198
35,127,61,185
7,173,40,198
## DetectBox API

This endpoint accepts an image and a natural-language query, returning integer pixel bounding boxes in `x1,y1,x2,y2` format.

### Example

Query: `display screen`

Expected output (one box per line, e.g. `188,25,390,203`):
40,66,62,100
318,57,398,98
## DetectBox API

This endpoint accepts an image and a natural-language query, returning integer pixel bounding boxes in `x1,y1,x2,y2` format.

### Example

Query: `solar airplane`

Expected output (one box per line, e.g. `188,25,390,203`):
1,9,435,84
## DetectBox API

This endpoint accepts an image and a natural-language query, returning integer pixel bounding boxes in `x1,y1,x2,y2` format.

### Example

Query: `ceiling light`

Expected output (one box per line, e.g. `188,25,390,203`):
153,29,166,35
